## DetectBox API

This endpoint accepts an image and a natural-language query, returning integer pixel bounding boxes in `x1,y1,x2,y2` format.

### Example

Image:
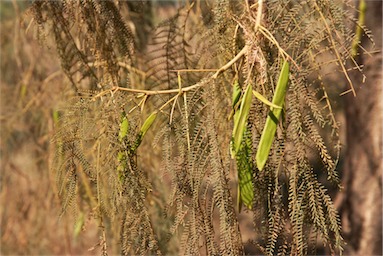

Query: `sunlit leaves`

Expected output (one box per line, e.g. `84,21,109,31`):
256,60,290,171
233,84,253,154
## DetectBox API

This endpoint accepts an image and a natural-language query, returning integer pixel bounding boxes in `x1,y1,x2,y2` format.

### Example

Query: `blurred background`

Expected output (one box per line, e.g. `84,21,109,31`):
1,2,94,254
0,1,381,255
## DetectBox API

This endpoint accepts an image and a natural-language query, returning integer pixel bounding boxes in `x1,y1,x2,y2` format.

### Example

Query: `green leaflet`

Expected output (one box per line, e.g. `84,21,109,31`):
117,112,129,182
230,82,254,210
228,80,241,121
74,212,85,237
132,111,158,151
20,84,27,99
119,112,129,142
232,84,253,154
117,151,126,182
230,81,242,158
256,60,290,171
232,80,241,109
53,109,60,125
140,111,158,138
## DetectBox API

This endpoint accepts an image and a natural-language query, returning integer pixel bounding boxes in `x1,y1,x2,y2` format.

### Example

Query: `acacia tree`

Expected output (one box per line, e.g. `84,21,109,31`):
30,1,366,255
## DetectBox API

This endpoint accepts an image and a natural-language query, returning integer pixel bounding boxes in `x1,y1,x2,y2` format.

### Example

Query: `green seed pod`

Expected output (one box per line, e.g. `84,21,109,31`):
140,111,158,138
74,212,85,237
256,60,289,171
118,112,129,142
53,109,60,125
117,151,125,162
132,111,159,152
233,84,253,154
230,80,242,158
116,151,127,182
232,80,241,108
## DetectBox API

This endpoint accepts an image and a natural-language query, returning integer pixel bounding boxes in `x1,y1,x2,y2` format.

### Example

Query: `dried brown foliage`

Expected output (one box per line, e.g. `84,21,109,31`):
9,0,369,255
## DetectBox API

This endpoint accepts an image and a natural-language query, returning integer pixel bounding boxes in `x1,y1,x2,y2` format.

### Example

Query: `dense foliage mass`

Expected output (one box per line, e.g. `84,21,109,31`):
30,1,365,255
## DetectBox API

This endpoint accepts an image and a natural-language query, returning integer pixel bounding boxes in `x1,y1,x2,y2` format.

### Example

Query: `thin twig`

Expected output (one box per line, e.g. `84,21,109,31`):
314,2,356,96
212,45,248,79
159,94,179,111
258,25,300,69
93,46,249,99
255,0,263,31
170,68,218,72
184,93,191,151
169,94,179,124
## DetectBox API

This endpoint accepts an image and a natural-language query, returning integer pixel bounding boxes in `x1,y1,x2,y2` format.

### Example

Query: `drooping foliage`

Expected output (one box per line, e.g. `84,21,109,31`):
30,0,366,255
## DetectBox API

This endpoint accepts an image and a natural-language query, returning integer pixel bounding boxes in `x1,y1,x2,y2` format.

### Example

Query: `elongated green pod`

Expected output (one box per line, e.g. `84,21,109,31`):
232,80,241,109
228,80,242,121
230,109,240,159
230,82,254,210
53,109,60,125
256,60,289,171
230,81,242,158
117,151,126,182
74,212,85,237
140,111,158,138
233,84,252,153
132,111,158,151
118,112,129,142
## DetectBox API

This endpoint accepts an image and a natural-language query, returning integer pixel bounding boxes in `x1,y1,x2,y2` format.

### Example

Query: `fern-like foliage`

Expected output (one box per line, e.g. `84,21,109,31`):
31,0,365,255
